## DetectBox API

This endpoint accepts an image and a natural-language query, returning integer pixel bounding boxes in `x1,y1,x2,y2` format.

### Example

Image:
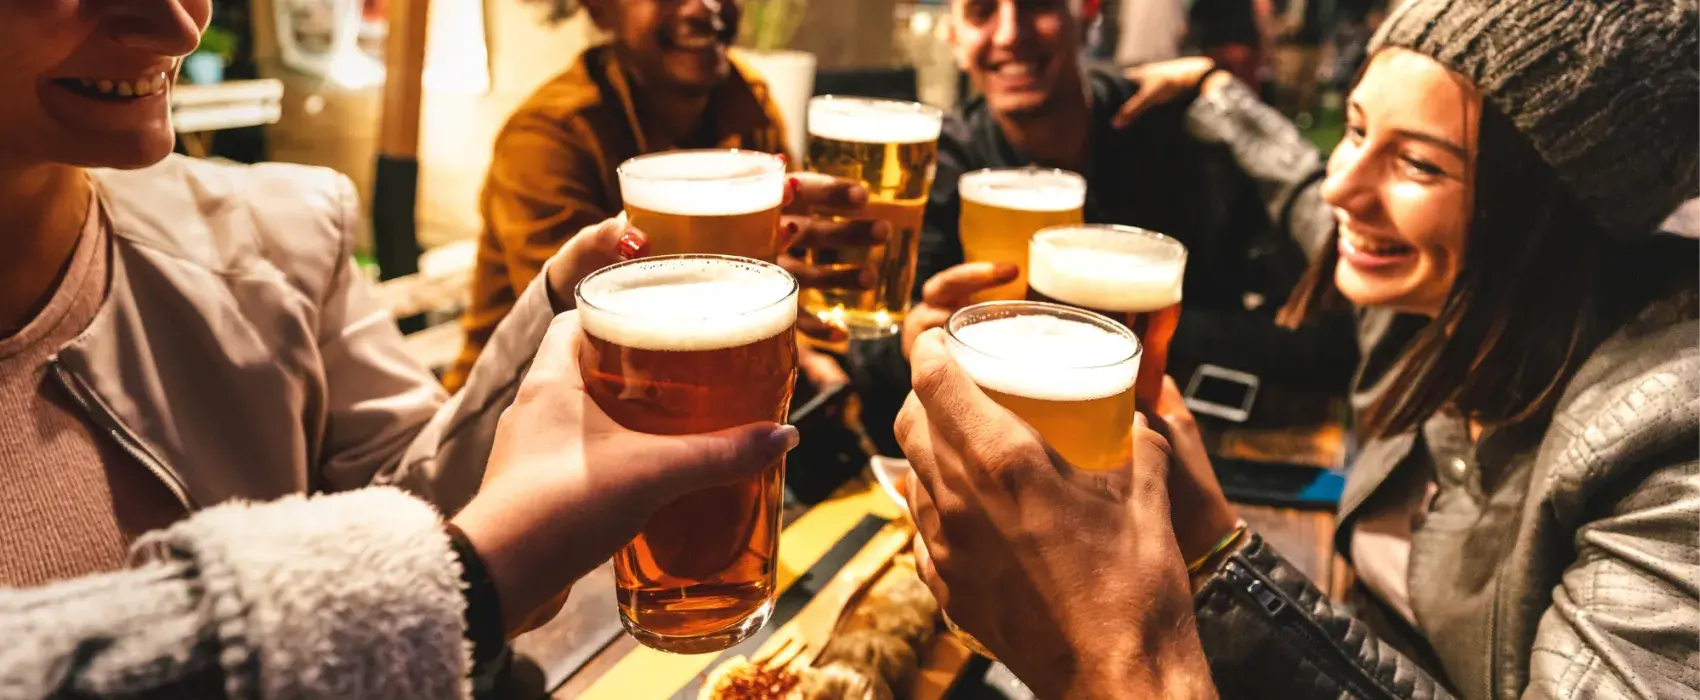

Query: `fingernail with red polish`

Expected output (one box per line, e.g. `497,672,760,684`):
617,231,646,260
786,220,800,239
786,177,800,199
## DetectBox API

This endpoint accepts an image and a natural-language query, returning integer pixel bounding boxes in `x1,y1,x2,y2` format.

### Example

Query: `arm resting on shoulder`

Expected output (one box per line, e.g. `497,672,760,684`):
0,488,470,700
1185,79,1335,263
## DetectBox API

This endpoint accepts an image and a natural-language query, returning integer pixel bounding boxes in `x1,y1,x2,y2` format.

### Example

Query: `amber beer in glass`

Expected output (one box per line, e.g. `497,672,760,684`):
957,168,1087,302
617,150,787,261
939,301,1141,656
576,255,799,654
801,95,944,339
1027,224,1185,408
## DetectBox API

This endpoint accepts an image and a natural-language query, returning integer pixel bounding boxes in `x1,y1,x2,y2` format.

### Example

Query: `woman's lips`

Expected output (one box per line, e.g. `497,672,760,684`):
1338,230,1416,272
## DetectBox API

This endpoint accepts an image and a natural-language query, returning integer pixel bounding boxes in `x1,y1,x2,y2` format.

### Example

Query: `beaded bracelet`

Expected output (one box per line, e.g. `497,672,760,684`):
1186,519,1249,575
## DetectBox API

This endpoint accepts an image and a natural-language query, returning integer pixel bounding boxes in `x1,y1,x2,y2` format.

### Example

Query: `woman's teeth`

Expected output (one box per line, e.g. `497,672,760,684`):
1342,234,1412,256
75,73,170,98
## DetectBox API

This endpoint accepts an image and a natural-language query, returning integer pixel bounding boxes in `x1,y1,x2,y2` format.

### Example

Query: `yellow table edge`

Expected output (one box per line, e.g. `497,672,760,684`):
581,486,903,699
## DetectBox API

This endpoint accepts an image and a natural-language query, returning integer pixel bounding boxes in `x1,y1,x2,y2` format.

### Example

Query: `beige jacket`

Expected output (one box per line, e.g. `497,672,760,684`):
64,155,554,515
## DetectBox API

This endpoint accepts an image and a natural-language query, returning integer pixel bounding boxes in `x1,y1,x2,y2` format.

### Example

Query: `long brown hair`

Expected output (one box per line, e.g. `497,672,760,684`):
1279,101,1696,439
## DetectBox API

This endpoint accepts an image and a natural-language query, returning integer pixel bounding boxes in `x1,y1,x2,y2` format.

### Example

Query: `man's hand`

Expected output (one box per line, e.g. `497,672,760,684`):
1151,376,1241,568
899,262,1020,359
781,172,888,343
1113,56,1236,129
449,312,800,636
895,329,1216,700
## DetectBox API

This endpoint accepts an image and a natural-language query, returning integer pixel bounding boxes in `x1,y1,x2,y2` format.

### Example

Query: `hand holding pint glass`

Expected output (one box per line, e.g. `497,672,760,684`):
576,255,799,654
1027,224,1186,409
933,300,1142,657
956,167,1087,302
800,95,944,340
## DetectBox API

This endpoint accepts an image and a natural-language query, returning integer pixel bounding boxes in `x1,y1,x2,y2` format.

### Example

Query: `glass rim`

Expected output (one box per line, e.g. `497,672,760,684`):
574,254,800,321
807,94,946,120
944,300,1143,370
1031,223,1188,263
614,148,786,185
958,165,1088,187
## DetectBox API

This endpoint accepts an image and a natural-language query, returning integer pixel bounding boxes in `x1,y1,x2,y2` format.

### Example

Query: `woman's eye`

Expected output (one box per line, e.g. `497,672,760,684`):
1401,155,1445,177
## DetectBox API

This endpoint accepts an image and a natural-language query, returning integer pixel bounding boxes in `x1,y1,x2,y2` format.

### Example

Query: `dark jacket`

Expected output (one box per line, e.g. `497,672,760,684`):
1187,78,1700,700
851,69,1357,455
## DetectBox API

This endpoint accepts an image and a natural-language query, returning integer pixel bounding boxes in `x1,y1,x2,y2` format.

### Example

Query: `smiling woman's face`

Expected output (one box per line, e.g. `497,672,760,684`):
1323,48,1481,317
0,0,208,171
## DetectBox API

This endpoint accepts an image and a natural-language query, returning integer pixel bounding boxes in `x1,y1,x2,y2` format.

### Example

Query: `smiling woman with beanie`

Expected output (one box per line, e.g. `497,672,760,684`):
890,0,1699,698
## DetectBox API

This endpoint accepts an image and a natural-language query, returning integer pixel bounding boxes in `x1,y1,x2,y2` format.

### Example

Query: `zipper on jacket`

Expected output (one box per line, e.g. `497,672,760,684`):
48,358,195,510
1222,560,1403,700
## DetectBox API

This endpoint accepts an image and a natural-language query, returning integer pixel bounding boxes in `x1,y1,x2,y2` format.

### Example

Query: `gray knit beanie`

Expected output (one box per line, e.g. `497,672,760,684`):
1370,0,1698,239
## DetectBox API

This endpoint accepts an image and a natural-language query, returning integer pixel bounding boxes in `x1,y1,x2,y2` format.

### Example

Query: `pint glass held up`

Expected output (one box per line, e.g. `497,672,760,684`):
1027,224,1185,408
616,149,787,261
801,95,944,340
576,255,800,654
937,300,1141,657
957,167,1086,302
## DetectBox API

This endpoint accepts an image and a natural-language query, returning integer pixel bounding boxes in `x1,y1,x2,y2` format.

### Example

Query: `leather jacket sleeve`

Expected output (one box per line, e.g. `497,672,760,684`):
1184,78,1336,265
1524,454,1700,700
1194,534,1458,700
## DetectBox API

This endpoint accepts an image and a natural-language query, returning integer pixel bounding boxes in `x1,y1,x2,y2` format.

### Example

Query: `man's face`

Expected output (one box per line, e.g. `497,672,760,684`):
590,0,739,94
950,0,1081,118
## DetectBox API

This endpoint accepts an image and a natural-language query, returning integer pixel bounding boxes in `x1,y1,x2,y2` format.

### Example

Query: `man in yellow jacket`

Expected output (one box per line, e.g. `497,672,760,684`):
450,0,864,390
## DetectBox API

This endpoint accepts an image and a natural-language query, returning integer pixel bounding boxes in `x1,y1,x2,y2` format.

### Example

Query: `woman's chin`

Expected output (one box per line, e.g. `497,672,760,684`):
1335,264,1412,310
1334,265,1447,317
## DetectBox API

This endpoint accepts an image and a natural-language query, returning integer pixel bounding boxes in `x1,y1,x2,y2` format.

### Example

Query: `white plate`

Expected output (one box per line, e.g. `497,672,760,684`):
870,455,914,515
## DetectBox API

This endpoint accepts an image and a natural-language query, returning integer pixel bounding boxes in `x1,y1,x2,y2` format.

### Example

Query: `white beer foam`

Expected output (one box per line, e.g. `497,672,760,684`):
959,169,1087,212
808,98,943,145
619,151,785,216
1029,228,1184,313
950,315,1138,402
580,258,796,352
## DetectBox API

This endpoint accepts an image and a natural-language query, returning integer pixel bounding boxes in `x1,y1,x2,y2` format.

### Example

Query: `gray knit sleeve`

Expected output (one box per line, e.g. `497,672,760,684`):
1185,78,1336,263
0,488,472,700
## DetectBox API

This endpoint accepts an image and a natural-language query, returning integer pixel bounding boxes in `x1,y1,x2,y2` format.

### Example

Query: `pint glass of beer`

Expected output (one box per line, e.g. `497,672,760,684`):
800,95,944,340
576,255,800,654
957,167,1087,302
946,301,1142,473
1027,224,1185,408
616,149,787,261
937,300,1141,657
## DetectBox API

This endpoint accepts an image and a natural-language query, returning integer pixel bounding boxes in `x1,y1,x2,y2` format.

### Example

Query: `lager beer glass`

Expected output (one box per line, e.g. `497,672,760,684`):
938,300,1141,657
957,167,1086,302
946,301,1142,473
616,149,787,261
801,95,944,339
1027,224,1185,408
576,255,799,654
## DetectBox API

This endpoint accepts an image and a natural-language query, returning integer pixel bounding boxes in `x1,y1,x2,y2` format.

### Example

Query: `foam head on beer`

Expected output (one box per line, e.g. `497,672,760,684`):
617,150,786,219
578,256,798,352
1028,225,1185,313
949,313,1140,403
958,168,1088,213
807,96,945,145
